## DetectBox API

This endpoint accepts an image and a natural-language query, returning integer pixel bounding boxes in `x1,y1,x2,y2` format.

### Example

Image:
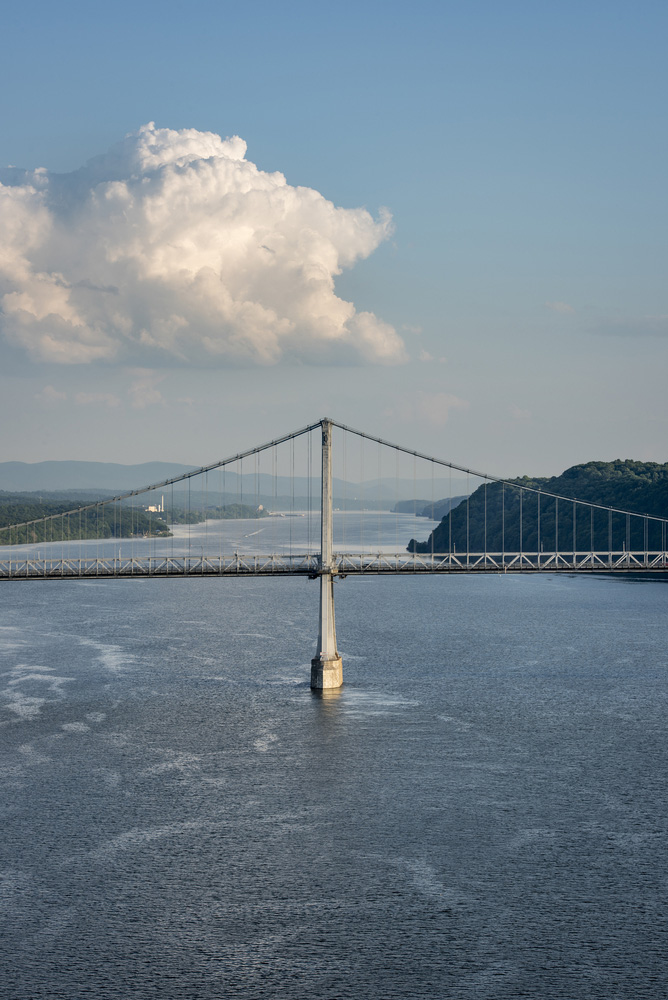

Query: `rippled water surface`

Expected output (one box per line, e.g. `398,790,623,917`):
1,517,667,998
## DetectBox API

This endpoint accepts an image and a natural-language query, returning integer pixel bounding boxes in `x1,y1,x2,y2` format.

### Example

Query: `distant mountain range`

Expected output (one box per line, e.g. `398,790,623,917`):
0,461,196,493
392,496,468,518
0,460,469,502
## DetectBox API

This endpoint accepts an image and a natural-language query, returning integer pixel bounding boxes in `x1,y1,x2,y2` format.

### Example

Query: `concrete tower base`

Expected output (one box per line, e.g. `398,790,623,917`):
310,655,343,690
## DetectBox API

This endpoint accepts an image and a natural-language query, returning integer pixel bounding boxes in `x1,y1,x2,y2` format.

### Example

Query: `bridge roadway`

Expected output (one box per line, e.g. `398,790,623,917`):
1,550,667,580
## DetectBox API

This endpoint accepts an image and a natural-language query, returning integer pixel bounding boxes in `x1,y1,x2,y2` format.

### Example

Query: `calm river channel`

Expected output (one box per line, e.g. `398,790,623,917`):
1,514,667,999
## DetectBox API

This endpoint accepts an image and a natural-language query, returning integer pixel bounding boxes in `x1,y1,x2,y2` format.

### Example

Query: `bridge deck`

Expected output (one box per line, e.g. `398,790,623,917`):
1,551,666,579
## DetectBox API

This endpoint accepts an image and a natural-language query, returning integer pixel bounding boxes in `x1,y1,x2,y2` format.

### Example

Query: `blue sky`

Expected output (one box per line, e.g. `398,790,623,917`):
1,0,666,475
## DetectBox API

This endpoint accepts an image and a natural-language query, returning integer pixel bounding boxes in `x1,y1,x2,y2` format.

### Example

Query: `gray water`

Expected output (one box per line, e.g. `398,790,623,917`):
1,514,667,999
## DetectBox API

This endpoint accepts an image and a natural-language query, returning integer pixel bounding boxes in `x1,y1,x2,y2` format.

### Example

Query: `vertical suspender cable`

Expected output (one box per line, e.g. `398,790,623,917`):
590,504,594,556
217,467,222,566
644,515,648,560
237,457,242,569
411,452,416,563
555,498,559,557
290,437,294,559
466,473,470,567
484,480,487,563
394,444,398,555
308,431,312,553
221,463,226,563
431,460,435,565
342,429,347,556
360,435,365,556
502,483,505,567
271,444,276,557
377,439,381,554
448,465,452,558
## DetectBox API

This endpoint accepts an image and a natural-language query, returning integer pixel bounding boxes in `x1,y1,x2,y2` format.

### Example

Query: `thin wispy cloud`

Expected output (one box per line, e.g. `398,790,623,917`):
75,392,121,408
34,374,169,410
545,301,575,315
127,370,165,409
386,390,468,427
417,349,446,364
0,123,405,368
34,385,67,406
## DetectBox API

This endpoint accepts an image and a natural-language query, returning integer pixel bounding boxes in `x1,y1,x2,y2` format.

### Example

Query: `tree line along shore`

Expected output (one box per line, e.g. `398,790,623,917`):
0,498,267,545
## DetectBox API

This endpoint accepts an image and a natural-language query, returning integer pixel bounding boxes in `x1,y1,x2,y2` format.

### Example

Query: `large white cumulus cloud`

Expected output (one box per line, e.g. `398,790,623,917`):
0,123,405,365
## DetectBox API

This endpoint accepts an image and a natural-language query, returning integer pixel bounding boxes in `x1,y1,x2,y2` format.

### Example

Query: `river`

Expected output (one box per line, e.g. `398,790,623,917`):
1,514,667,998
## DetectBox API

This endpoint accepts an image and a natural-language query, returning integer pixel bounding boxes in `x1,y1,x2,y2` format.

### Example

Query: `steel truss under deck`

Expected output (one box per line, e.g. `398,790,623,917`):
1,550,666,580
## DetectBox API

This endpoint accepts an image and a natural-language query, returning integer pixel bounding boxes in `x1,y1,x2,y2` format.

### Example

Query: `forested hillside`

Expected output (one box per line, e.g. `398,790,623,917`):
0,496,170,545
0,495,270,544
408,461,668,554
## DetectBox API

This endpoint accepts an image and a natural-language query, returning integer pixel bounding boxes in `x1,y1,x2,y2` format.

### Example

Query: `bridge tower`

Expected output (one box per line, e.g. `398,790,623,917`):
311,418,343,689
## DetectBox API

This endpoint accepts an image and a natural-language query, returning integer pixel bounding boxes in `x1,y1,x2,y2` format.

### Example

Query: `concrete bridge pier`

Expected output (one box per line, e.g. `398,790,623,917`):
311,570,342,689
311,418,343,690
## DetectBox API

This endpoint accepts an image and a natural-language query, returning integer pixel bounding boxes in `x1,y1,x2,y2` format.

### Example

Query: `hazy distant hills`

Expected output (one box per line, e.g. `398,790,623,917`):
392,496,469,519
0,460,469,502
0,461,196,493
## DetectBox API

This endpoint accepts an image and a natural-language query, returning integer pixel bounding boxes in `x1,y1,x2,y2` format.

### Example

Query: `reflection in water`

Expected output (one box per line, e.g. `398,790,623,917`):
311,686,343,703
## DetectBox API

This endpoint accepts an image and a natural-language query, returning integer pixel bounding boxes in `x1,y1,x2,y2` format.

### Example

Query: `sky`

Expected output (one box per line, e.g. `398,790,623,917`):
1,0,666,477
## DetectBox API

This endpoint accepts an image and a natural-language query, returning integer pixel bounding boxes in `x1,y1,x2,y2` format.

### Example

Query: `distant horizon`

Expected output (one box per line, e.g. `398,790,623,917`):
0,457,469,500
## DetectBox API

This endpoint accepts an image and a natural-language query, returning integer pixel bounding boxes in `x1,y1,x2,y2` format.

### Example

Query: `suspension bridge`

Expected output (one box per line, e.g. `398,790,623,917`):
1,418,666,688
